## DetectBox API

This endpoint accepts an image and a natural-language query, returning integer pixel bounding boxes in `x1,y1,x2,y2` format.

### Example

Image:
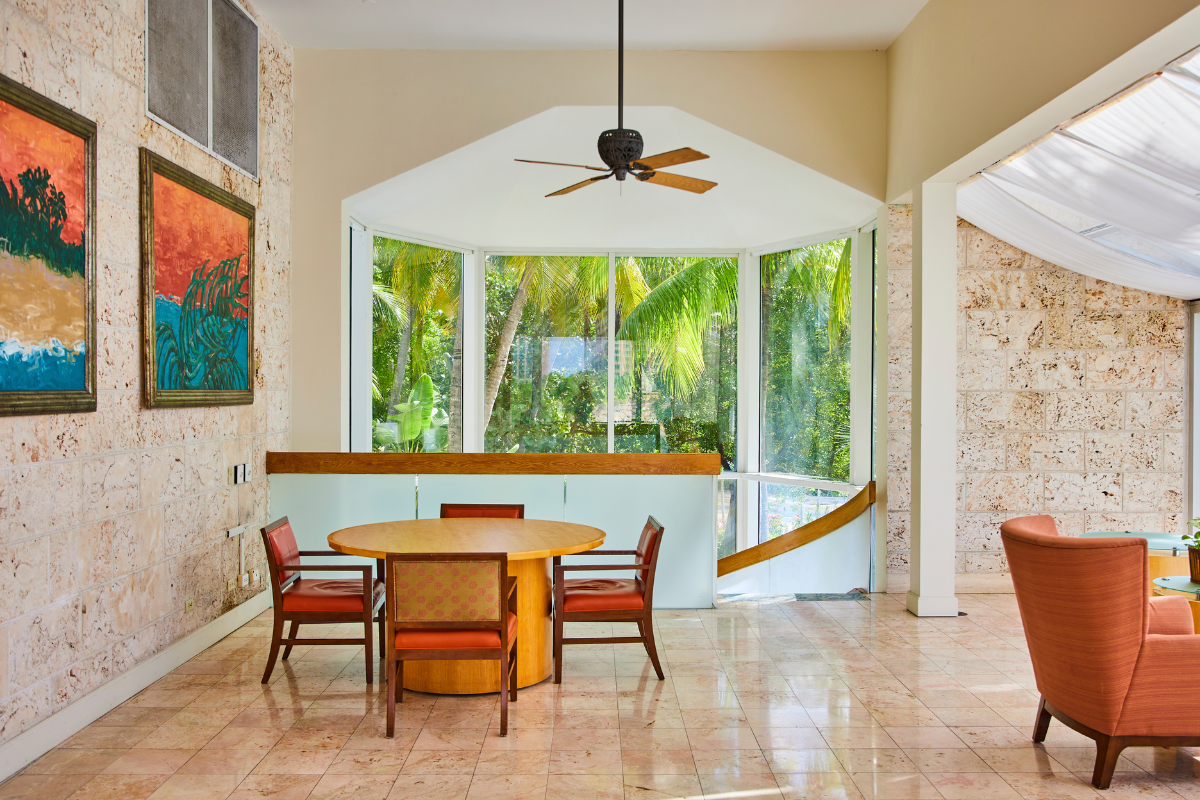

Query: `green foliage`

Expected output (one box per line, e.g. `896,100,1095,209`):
156,255,249,391
374,373,447,452
760,239,853,481
0,166,84,277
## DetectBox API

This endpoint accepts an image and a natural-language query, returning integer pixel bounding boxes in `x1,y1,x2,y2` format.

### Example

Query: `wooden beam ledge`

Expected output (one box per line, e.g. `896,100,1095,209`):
717,481,876,577
265,452,722,476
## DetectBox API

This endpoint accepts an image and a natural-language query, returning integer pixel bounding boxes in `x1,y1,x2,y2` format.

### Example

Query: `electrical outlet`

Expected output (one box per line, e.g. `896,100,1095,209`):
251,569,260,584
239,573,249,588
184,597,195,613
241,463,251,482
227,577,236,592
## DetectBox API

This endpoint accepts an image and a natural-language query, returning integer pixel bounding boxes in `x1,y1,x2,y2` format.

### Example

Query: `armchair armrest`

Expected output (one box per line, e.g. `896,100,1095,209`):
297,550,359,557
555,563,650,572
577,550,638,556
1148,595,1195,636
286,563,372,574
1120,633,1200,735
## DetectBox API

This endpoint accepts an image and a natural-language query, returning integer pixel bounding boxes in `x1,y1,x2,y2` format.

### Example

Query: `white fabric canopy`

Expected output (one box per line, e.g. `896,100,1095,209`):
957,47,1200,300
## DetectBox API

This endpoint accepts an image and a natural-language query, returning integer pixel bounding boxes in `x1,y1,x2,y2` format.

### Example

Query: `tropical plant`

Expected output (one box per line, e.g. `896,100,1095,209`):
0,166,84,277
374,372,447,452
156,254,249,390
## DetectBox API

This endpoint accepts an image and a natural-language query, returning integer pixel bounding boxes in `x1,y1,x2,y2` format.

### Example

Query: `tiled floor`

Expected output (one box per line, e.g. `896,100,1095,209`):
5,593,1200,800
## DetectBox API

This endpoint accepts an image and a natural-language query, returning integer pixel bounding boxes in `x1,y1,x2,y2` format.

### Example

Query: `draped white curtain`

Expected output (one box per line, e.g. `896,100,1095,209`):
957,48,1200,300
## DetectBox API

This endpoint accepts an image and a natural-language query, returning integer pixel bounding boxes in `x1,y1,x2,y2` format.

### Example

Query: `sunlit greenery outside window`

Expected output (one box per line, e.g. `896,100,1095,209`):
716,478,737,559
615,257,737,467
758,239,852,542
484,255,609,453
371,237,462,452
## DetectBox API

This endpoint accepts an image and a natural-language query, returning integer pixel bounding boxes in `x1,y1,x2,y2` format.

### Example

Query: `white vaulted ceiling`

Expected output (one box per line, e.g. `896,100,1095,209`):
345,106,880,251
253,0,928,51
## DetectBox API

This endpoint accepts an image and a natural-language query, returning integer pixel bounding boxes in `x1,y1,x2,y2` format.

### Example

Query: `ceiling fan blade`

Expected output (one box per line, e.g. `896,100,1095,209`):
516,158,609,172
547,174,612,197
636,171,717,194
631,148,709,171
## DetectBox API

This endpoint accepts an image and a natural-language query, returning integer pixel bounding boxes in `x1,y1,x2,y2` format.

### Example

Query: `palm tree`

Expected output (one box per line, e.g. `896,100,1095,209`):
374,238,463,450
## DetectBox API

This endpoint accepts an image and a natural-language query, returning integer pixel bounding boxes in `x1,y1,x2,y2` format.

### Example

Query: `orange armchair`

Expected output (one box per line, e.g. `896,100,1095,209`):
1000,515,1200,789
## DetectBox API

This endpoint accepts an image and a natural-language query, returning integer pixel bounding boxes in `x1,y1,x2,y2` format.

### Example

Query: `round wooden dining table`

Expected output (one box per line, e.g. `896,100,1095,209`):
327,518,605,694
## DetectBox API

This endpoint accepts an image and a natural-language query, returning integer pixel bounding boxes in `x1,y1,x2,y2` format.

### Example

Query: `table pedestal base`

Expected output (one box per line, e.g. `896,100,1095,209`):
400,556,553,694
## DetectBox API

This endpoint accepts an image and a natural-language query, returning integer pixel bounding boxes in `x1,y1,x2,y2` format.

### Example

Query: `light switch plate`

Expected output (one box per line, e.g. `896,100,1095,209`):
240,573,249,588
184,597,195,613
227,577,236,592
251,569,260,583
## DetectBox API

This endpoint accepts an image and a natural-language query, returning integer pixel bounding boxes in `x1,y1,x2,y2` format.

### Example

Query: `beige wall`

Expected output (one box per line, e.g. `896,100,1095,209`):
292,48,887,449
0,0,291,739
886,0,1200,200
885,209,1186,591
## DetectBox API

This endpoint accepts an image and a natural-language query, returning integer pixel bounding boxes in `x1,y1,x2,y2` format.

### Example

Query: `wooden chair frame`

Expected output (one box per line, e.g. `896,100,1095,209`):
261,517,385,684
440,503,525,518
385,552,518,737
553,517,664,683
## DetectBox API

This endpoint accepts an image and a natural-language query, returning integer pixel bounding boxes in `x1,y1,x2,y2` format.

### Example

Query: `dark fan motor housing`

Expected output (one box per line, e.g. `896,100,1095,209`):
598,129,644,180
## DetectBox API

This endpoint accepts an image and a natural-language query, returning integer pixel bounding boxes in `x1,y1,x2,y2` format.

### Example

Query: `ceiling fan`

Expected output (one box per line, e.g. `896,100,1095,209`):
515,0,717,198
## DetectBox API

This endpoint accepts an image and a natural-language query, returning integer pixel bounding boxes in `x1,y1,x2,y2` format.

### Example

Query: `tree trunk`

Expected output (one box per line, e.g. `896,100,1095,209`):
387,305,416,417
483,266,534,429
447,306,464,452
530,337,546,422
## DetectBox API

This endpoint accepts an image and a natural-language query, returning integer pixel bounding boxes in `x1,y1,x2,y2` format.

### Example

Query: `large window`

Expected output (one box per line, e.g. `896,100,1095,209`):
371,237,462,452
482,254,737,458
484,255,609,453
615,257,737,466
760,239,852,480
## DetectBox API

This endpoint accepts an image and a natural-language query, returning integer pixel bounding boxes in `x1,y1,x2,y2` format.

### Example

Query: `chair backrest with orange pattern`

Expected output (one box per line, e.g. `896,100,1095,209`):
440,503,525,519
262,517,301,588
635,516,665,603
386,552,508,628
1000,515,1148,736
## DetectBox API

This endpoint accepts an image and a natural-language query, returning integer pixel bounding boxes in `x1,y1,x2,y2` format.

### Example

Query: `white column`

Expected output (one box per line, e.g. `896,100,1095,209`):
872,208,890,593
907,182,959,617
736,250,760,551
348,226,372,452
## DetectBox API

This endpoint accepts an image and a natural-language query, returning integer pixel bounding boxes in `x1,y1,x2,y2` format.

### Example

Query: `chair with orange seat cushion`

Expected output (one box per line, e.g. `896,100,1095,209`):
385,552,518,737
553,516,665,683
260,517,386,684
440,503,525,519
1001,514,1200,788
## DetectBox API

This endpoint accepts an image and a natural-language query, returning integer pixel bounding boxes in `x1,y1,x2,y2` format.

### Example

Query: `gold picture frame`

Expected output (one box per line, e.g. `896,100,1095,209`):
139,148,255,408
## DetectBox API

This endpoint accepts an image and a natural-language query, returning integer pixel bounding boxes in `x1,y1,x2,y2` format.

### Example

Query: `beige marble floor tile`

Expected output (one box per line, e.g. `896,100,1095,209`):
622,773,704,800
144,774,239,800
776,771,865,800
385,775,470,800
250,749,339,775
102,750,197,775
620,750,697,775
225,774,320,800
464,773,547,800
924,772,1021,800
850,772,943,800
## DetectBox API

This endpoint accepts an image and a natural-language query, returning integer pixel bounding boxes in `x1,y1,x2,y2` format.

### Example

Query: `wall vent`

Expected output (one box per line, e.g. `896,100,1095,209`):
146,0,259,178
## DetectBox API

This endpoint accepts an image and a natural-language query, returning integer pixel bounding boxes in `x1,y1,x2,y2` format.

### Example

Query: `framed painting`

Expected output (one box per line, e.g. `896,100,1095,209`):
139,149,255,408
0,74,96,416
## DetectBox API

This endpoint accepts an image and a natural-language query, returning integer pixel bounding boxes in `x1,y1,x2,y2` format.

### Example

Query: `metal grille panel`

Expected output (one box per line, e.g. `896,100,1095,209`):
212,0,258,176
147,0,209,147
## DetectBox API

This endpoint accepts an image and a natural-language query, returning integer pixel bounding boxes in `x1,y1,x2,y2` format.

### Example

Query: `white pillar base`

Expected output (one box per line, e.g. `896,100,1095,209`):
906,590,959,617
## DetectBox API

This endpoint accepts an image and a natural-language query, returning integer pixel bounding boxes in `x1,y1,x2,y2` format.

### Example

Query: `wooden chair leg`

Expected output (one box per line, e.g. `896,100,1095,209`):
1033,697,1051,743
377,613,386,660
640,616,664,680
262,613,284,684
1092,733,1125,789
553,611,564,684
499,652,509,737
363,616,374,685
281,620,300,660
509,640,518,703
386,658,397,738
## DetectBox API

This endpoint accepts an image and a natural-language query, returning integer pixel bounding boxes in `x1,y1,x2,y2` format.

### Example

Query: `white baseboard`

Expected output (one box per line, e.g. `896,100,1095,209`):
886,572,1014,595
0,590,272,782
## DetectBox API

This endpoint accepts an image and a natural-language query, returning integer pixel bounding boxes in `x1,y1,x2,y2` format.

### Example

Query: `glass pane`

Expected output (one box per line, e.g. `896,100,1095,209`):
614,257,737,468
760,239,852,480
371,237,462,452
716,478,738,559
484,255,608,453
759,483,850,544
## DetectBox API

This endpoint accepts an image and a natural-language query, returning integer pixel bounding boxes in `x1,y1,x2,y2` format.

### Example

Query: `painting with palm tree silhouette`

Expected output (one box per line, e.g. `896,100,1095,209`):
0,81,95,414
141,150,254,407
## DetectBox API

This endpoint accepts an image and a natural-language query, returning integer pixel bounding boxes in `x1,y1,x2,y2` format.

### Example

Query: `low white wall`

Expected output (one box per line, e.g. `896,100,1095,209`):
268,473,716,607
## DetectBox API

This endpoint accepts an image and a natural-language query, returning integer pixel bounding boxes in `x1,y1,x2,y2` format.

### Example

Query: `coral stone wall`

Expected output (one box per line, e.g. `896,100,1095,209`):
886,209,1187,590
0,0,291,740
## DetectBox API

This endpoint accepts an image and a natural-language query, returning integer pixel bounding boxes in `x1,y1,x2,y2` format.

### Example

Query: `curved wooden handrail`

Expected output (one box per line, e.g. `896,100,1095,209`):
716,481,876,577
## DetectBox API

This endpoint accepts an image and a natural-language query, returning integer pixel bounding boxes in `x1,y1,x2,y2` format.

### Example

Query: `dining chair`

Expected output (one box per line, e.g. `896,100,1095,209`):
1001,514,1200,788
553,516,664,683
385,552,518,737
440,503,525,519
260,517,386,684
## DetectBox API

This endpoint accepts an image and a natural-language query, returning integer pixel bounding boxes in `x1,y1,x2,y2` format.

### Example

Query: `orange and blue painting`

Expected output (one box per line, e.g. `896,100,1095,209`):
151,172,250,392
0,96,88,391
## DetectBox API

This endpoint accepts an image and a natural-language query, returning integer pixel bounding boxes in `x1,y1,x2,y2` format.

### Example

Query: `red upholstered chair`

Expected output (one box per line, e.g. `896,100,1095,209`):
385,553,518,737
440,503,525,519
260,517,385,684
1001,514,1200,788
553,516,664,683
